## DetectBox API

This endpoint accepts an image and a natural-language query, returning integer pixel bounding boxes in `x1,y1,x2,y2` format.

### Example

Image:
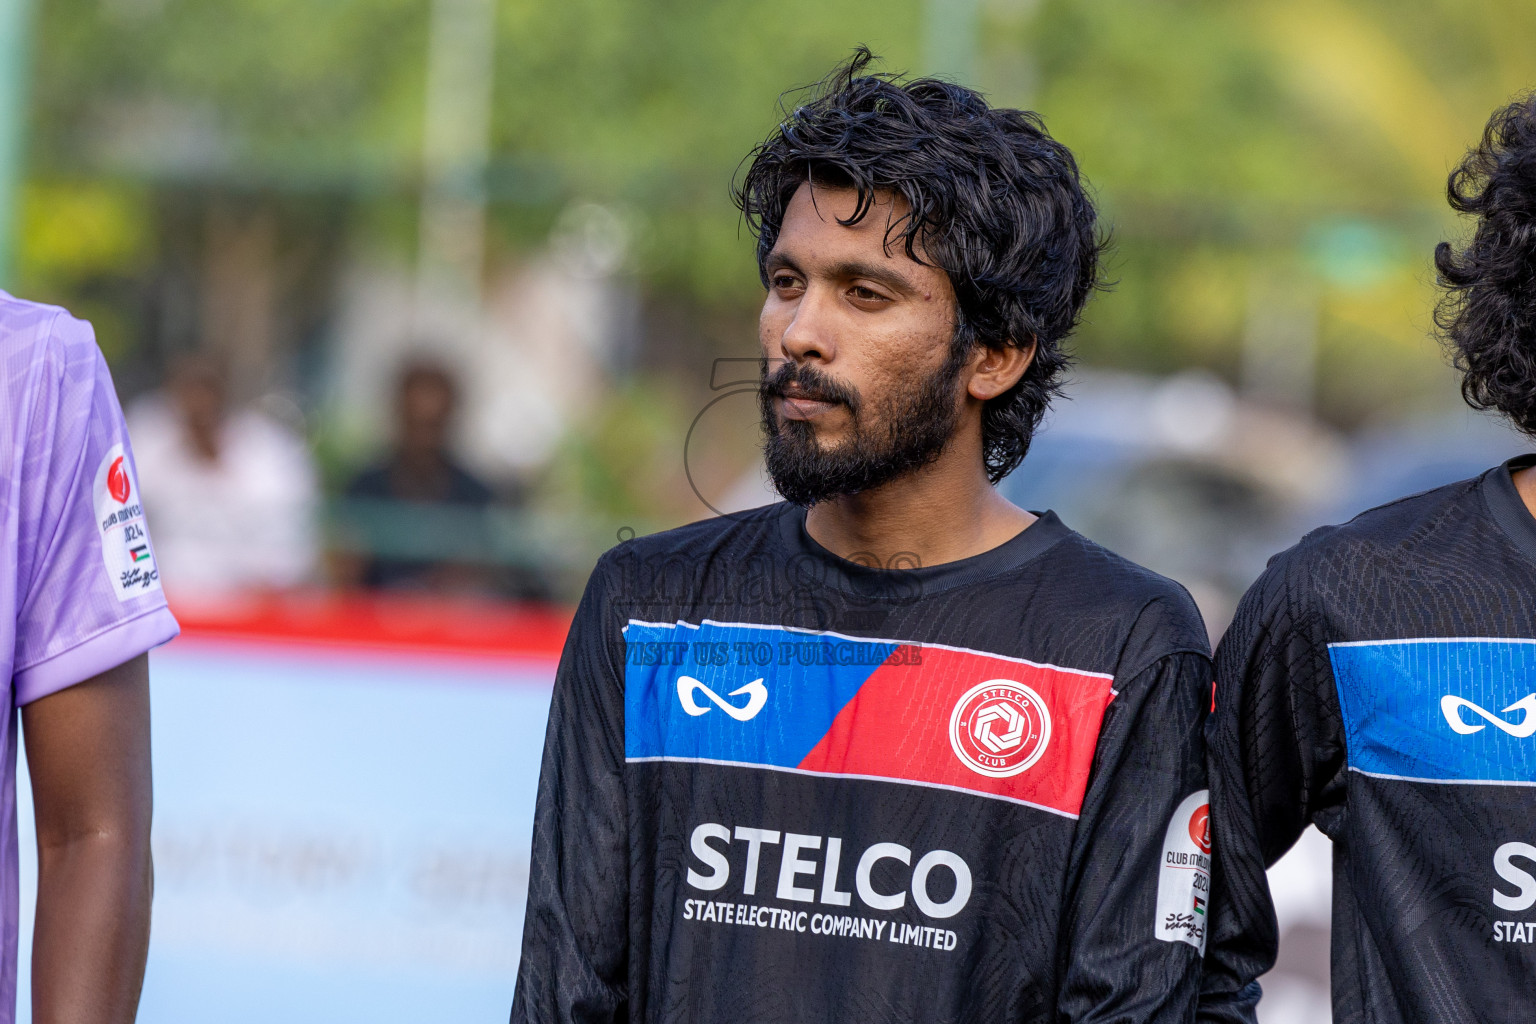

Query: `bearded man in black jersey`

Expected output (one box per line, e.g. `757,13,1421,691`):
512,50,1214,1024
1201,96,1536,1024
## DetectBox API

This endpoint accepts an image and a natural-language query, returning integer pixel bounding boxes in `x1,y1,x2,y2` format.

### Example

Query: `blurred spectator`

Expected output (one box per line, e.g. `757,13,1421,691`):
337,359,500,592
128,353,321,600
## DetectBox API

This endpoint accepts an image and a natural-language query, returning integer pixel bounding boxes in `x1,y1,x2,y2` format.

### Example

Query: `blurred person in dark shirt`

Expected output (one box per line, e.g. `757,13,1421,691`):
339,358,500,592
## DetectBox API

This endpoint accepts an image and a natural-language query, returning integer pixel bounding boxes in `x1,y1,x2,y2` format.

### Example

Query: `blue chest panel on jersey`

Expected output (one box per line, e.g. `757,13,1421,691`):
1329,639,1536,784
622,620,897,767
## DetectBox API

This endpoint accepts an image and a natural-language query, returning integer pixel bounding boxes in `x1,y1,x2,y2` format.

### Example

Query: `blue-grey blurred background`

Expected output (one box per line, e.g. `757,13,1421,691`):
3,0,1535,1019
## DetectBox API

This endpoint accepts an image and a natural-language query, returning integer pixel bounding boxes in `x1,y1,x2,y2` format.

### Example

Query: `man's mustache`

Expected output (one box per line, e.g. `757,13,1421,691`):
759,361,862,416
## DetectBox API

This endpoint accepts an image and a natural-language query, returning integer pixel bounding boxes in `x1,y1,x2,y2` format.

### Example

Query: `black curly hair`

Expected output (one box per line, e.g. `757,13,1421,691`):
1435,94,1536,436
733,48,1106,482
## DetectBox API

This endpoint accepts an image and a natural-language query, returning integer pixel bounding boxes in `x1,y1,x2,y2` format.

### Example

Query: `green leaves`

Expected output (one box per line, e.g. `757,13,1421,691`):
24,0,1536,421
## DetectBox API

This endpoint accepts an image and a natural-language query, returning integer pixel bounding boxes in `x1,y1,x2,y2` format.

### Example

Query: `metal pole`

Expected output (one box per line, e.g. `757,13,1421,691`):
415,0,496,325
0,0,36,288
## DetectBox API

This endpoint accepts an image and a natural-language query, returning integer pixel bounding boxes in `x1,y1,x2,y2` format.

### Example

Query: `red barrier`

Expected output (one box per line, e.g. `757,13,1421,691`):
169,590,573,661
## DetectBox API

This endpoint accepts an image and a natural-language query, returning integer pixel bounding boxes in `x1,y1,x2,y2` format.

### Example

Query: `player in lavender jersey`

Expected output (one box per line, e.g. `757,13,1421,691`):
0,294,179,1022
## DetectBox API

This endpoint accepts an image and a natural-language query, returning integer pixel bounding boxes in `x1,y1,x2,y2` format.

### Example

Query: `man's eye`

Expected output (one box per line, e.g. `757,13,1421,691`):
850,286,885,301
773,275,800,290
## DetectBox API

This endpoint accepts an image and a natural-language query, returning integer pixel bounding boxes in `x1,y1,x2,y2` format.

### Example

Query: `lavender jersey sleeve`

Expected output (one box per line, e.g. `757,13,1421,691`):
8,304,179,704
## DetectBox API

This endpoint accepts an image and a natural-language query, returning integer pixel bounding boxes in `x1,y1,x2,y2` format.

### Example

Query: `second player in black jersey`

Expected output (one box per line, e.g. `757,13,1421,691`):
1201,96,1536,1023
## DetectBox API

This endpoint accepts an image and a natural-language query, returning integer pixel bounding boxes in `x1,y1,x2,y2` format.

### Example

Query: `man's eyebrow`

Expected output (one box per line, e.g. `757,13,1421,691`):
763,250,801,273
766,250,919,293
825,260,918,293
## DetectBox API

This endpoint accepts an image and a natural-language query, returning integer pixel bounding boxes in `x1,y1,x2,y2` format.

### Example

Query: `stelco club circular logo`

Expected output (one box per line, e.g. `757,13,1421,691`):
948,679,1052,778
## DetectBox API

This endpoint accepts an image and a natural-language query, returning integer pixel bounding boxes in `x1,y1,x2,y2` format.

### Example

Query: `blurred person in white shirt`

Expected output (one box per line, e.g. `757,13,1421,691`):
127,353,319,601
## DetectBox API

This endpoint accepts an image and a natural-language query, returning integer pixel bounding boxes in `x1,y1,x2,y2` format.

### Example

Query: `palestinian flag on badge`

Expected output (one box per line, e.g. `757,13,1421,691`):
130,545,151,563
1193,896,1207,917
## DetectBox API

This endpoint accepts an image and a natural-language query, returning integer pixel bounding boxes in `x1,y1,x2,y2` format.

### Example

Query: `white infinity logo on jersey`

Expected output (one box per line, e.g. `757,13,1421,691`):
1440,693,1536,738
677,676,769,721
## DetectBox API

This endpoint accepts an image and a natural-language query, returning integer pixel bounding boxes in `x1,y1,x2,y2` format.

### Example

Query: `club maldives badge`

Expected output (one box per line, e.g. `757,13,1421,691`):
948,679,1053,778
1155,789,1212,953
93,444,161,601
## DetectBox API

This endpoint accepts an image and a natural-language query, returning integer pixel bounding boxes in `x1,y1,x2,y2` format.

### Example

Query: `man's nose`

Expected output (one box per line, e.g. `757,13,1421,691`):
777,284,838,365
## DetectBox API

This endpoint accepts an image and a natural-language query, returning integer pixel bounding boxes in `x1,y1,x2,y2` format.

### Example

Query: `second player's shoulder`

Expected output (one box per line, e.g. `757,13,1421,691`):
1307,474,1481,555
1263,474,1487,597
1221,475,1492,660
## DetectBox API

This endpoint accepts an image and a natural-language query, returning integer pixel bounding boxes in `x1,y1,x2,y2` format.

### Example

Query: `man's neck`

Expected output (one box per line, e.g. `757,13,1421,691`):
803,453,1035,570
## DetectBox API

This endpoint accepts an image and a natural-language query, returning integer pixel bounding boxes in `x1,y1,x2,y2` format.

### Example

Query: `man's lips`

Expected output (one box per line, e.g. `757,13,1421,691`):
776,394,841,420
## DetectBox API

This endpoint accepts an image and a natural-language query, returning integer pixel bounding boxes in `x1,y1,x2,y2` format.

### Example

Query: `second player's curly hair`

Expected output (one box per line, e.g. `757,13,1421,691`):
734,48,1106,482
1435,94,1536,436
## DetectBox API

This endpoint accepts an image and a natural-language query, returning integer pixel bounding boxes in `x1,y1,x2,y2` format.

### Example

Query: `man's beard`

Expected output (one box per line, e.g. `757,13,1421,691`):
758,345,969,507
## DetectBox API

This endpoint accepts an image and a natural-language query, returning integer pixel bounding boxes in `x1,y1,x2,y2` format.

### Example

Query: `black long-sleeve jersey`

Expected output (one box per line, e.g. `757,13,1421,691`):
511,503,1214,1024
1202,457,1536,1023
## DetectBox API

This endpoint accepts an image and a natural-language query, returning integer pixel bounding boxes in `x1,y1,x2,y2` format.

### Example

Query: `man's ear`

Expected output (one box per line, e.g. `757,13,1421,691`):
967,340,1035,402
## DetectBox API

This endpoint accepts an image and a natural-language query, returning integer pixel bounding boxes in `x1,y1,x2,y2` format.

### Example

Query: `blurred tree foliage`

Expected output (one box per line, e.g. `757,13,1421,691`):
1018,0,1536,422
15,0,1536,427
25,0,923,305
